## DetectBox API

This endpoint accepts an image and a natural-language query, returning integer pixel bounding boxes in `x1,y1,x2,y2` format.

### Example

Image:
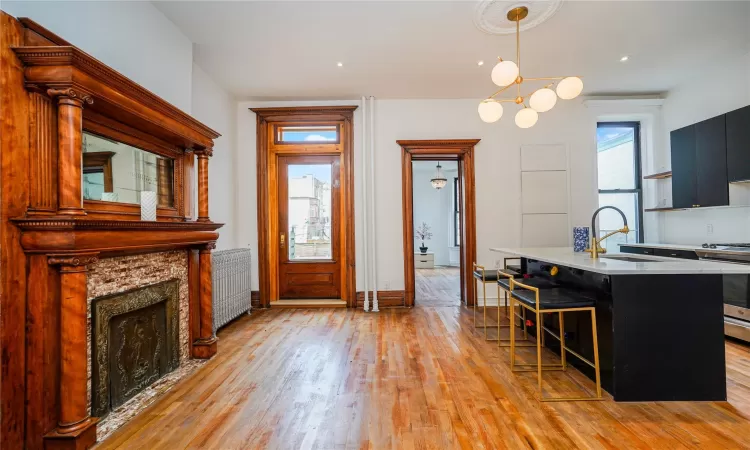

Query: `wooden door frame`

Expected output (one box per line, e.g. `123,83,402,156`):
253,106,357,308
399,139,480,308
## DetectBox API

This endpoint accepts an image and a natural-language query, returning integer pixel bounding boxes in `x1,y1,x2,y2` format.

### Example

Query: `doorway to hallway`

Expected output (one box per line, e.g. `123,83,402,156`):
399,139,480,308
411,159,461,307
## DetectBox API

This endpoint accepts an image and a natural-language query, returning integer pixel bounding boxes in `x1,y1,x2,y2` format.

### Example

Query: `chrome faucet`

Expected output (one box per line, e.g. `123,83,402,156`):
587,206,630,259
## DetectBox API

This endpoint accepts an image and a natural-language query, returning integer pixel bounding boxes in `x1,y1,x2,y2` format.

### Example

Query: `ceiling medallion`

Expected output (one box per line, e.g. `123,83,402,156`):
473,0,562,35
476,5,583,129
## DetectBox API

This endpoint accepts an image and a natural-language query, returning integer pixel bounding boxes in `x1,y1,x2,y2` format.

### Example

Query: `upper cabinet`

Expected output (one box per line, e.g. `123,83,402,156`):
671,125,698,209
670,112,733,209
695,115,729,207
727,105,750,182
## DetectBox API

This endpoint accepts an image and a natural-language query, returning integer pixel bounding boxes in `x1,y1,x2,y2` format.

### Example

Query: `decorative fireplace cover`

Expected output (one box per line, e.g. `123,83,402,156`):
91,279,180,417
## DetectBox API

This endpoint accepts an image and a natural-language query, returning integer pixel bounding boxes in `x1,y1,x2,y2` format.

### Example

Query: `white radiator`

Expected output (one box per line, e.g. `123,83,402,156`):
212,249,252,331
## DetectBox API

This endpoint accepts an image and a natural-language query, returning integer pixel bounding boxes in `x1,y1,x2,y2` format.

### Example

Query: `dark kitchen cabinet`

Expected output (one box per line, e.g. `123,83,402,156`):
727,105,750,182
671,125,697,209
695,115,729,207
670,116,730,209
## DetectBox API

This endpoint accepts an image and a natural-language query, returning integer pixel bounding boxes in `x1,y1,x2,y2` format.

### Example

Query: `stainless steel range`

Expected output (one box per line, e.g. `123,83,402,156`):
696,243,750,342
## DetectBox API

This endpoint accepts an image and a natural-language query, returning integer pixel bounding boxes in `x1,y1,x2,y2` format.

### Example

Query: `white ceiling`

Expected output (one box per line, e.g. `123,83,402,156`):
154,1,750,100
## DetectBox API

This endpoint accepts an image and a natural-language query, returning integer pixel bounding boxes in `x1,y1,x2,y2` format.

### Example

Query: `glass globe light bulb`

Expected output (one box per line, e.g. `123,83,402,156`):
556,77,584,100
529,88,557,113
515,108,538,128
477,100,504,123
491,60,519,87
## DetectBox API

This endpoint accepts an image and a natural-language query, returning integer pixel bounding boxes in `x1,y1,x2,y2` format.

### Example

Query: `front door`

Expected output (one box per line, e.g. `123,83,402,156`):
278,155,341,299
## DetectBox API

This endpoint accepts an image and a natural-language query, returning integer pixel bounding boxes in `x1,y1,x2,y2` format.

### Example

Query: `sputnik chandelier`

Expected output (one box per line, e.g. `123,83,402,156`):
478,6,583,128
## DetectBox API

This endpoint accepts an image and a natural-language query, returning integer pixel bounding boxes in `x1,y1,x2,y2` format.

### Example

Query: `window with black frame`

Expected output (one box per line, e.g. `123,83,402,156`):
596,122,644,250
453,177,461,247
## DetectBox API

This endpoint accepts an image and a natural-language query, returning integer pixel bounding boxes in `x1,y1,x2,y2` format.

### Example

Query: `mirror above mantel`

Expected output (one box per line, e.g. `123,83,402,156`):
82,131,175,207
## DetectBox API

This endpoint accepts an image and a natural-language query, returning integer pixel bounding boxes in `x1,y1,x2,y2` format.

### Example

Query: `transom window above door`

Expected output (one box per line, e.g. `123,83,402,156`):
275,125,339,144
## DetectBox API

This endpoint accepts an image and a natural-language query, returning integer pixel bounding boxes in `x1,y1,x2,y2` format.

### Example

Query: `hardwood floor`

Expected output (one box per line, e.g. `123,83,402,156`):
416,266,460,307
97,305,750,449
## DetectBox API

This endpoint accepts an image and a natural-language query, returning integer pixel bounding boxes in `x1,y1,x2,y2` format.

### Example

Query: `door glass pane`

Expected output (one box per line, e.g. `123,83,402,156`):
288,164,332,260
598,193,639,251
597,126,636,190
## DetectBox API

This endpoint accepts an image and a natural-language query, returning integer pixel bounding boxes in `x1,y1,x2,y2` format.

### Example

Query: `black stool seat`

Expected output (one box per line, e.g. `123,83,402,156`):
473,267,520,281
498,277,556,291
511,287,596,310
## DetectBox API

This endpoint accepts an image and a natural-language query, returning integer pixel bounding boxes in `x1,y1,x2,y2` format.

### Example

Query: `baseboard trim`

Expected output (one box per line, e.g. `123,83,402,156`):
355,290,406,308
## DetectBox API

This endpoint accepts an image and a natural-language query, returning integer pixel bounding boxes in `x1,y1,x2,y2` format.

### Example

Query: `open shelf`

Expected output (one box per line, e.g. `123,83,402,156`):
643,171,672,180
644,207,686,212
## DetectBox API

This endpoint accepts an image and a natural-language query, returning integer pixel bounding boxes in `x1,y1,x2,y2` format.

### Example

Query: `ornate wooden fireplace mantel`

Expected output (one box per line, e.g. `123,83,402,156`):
1,13,223,450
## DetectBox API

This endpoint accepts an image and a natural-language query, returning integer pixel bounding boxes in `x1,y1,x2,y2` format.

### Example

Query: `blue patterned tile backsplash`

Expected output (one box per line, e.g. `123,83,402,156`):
573,227,590,252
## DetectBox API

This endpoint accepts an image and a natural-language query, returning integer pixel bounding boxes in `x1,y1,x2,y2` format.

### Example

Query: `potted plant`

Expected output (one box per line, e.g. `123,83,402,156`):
415,222,433,254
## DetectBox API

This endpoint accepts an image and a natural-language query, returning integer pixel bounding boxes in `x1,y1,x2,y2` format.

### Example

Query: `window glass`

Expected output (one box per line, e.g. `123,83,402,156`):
597,126,636,190
277,125,338,143
597,193,639,251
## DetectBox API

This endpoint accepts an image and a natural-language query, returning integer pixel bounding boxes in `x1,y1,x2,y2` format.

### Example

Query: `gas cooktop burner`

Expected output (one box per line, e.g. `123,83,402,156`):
702,243,750,249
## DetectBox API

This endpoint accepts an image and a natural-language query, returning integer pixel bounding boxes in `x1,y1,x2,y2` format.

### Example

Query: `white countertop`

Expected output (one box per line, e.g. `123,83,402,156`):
490,247,750,275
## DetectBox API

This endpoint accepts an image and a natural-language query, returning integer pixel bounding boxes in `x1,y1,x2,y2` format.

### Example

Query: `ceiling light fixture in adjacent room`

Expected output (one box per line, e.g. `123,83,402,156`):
477,60,485,66
337,62,343,67
477,5,583,128
430,163,448,190
620,56,629,62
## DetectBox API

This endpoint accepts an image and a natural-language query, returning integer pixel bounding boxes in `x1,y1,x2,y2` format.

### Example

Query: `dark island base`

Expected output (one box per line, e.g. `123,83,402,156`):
524,259,727,402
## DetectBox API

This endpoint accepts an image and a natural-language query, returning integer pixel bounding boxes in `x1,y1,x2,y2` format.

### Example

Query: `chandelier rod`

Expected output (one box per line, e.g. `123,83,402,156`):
516,14,521,98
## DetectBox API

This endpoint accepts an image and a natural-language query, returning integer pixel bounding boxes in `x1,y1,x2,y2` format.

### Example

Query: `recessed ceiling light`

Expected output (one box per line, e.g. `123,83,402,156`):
620,56,629,62
477,60,484,66
337,62,343,67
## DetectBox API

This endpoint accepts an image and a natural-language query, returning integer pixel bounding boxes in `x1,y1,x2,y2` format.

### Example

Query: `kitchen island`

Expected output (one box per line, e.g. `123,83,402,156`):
490,247,750,402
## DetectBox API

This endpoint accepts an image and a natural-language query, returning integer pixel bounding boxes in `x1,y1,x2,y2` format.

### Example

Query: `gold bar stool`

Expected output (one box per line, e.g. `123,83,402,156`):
509,278,602,402
472,263,503,339
495,270,551,348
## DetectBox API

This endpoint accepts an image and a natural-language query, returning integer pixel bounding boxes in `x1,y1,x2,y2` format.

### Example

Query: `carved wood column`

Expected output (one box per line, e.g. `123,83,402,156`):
48,88,93,217
45,253,99,449
195,148,212,222
192,242,217,359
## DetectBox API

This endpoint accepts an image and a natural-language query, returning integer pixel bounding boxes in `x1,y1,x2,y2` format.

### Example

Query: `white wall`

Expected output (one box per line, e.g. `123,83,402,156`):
412,162,457,266
191,63,237,250
2,1,193,112
237,98,601,293
657,51,750,245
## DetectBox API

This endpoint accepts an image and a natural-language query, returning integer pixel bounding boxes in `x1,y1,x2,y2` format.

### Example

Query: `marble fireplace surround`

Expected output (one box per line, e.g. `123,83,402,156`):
86,251,200,440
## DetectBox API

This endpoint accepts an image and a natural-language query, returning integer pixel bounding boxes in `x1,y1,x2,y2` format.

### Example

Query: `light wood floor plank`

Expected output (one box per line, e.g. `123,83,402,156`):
96,303,750,449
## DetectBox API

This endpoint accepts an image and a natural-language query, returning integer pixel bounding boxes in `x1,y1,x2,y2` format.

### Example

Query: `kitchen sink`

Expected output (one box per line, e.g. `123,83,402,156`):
600,255,666,263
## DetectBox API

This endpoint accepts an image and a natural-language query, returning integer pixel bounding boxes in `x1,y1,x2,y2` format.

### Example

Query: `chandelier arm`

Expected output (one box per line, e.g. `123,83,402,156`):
524,76,583,81
488,83,516,99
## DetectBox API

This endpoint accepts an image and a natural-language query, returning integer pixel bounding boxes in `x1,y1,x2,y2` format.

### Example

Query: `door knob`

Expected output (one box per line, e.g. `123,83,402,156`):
280,233,285,248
